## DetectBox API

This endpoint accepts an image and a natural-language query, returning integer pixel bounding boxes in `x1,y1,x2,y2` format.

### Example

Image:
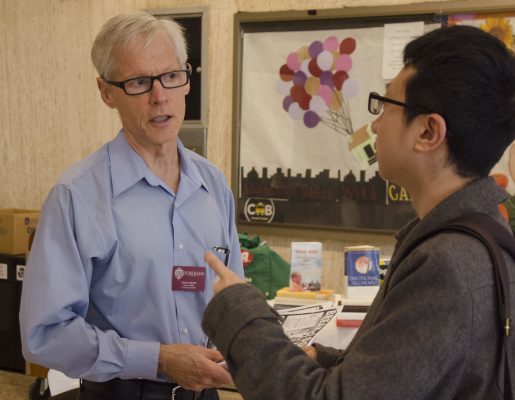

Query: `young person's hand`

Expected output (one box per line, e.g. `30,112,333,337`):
204,252,246,295
302,346,318,361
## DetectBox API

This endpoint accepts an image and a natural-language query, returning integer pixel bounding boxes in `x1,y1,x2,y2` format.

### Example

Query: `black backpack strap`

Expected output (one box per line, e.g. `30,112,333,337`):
446,213,513,400
448,214,513,337
389,213,513,398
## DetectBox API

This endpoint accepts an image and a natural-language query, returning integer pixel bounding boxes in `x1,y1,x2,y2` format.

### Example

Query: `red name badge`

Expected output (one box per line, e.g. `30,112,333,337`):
172,266,206,291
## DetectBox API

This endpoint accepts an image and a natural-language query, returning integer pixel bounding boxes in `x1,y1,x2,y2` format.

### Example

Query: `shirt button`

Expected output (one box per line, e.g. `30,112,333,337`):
178,244,184,250
183,328,189,334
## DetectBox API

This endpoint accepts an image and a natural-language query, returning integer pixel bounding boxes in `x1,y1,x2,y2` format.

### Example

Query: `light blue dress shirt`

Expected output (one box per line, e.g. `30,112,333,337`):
19,130,243,382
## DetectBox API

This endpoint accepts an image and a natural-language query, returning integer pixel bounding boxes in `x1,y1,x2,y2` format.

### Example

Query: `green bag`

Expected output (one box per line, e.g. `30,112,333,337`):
239,233,290,299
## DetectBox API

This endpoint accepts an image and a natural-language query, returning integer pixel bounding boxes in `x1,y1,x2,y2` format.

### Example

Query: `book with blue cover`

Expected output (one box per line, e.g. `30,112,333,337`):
344,246,380,298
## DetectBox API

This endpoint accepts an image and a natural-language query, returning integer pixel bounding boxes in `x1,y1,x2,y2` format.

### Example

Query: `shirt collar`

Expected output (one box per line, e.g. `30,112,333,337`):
108,130,208,198
108,130,145,197
176,139,209,193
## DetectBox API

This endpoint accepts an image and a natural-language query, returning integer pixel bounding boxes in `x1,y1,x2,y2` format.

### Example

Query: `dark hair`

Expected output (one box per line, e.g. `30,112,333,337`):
403,25,515,178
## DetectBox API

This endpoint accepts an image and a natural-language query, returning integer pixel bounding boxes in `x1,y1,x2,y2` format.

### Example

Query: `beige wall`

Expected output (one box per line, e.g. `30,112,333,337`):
0,0,508,293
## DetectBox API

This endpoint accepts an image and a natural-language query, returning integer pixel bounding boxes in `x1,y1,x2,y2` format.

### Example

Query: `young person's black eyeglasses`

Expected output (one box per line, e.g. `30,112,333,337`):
368,92,434,115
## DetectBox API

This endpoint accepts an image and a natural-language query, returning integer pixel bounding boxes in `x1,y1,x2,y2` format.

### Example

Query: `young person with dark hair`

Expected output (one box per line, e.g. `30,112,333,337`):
402,25,515,178
201,25,515,399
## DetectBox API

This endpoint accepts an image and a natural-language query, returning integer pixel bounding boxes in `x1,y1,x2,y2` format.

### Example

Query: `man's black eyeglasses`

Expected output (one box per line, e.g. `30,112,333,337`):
368,92,434,115
103,67,192,96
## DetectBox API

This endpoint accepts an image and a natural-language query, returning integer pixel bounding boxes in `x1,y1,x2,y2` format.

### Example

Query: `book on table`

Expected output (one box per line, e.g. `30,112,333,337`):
290,242,322,292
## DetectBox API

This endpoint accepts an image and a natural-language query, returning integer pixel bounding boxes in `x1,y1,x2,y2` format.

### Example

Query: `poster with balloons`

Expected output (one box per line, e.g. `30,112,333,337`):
236,17,514,231
238,24,416,231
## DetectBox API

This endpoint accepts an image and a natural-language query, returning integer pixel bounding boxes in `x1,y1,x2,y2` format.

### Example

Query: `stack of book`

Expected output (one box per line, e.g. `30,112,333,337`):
336,311,367,328
273,287,335,307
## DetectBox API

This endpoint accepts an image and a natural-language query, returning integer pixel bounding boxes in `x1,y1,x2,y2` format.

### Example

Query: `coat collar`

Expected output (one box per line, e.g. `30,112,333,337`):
393,176,509,264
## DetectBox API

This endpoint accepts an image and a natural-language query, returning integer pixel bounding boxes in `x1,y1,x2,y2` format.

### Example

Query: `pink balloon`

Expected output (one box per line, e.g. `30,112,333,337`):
323,36,339,52
286,52,301,72
335,54,353,72
317,85,333,106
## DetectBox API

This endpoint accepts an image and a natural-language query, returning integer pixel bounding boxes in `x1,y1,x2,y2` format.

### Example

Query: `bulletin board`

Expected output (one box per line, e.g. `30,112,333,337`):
232,2,515,233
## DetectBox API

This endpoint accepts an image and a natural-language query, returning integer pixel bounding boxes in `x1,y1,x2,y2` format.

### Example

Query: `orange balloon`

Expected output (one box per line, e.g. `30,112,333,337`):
304,77,320,96
331,51,339,69
297,46,309,61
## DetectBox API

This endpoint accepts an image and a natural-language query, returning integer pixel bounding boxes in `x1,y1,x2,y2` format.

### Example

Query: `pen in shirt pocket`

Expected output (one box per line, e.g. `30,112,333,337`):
212,246,230,266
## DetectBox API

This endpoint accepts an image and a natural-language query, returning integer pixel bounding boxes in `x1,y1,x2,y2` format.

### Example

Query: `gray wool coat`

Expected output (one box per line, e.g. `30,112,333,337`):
203,177,515,400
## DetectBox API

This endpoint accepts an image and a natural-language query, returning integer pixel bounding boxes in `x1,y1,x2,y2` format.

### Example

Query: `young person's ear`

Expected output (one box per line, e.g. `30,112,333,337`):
96,77,117,109
414,113,448,152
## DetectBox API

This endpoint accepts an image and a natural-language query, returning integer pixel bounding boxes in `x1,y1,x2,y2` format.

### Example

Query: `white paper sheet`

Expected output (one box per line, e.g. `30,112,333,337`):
382,21,424,79
47,369,80,396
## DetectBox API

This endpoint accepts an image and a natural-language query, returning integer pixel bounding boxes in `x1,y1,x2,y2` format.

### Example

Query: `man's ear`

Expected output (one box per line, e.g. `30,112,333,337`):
414,113,448,153
183,63,192,96
96,77,117,109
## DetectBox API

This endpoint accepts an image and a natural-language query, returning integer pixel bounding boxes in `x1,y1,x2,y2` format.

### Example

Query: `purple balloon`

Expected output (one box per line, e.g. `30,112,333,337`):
319,71,333,87
308,41,324,58
293,71,307,86
283,96,294,112
303,110,321,128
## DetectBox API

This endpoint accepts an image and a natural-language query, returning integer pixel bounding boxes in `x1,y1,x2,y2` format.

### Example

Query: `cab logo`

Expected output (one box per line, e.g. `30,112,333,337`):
244,199,275,223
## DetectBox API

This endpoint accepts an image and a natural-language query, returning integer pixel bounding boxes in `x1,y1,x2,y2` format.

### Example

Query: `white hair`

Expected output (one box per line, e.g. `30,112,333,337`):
91,12,188,79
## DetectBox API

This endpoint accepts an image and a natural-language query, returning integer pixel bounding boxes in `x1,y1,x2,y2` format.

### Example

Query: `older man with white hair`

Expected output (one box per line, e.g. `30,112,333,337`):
20,12,243,400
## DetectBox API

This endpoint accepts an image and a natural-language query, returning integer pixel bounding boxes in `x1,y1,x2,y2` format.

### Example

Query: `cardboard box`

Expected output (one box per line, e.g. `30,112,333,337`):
0,209,39,255
25,361,48,378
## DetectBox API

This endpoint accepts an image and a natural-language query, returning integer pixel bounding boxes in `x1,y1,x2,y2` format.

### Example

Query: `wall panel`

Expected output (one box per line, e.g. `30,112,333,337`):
0,0,489,292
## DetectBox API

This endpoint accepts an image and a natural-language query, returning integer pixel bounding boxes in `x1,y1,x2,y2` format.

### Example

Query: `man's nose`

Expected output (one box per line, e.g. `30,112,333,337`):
149,78,167,103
